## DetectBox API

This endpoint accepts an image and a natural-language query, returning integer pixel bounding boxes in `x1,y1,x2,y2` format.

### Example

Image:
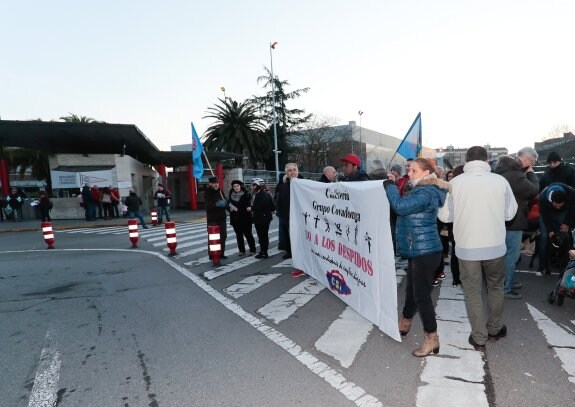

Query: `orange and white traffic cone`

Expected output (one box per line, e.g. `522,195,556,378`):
41,221,55,249
165,221,177,256
128,219,139,248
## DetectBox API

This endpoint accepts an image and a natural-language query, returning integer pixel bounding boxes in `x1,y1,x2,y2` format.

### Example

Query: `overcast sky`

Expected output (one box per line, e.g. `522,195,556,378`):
1,0,573,155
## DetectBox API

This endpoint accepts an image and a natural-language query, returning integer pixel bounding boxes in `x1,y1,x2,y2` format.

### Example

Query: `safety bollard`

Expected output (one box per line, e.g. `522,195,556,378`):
151,208,158,226
208,225,221,266
128,219,139,248
41,221,55,249
165,221,177,256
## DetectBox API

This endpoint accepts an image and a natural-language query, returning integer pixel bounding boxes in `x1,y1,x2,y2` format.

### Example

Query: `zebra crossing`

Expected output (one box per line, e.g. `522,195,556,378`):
55,222,575,401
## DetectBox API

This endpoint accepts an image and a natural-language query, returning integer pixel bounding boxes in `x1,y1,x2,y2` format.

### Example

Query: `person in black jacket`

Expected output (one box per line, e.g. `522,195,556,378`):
81,183,95,221
494,149,539,299
38,191,53,222
340,153,371,182
228,180,256,256
124,189,149,229
539,151,575,191
153,184,171,224
7,187,26,222
205,177,228,259
251,178,276,259
276,163,301,259
318,166,336,183
538,183,575,275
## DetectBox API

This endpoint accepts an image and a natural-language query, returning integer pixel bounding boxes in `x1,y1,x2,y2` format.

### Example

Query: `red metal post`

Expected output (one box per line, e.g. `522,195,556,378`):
41,222,55,249
128,219,139,248
208,225,221,266
0,159,9,197
165,221,177,256
188,163,198,210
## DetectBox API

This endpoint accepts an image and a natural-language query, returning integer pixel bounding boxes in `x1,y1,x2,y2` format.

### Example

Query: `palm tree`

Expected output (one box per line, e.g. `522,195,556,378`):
59,113,103,123
203,98,269,168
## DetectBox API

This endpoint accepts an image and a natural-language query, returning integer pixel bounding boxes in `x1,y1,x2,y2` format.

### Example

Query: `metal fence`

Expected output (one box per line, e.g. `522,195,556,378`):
242,169,323,185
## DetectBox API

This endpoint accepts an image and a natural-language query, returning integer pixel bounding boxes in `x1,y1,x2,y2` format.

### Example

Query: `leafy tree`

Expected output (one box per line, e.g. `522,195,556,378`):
250,67,311,168
59,113,102,123
203,98,269,168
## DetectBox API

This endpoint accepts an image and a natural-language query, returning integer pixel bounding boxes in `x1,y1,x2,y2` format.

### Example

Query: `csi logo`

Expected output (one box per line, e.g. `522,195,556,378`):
326,270,351,296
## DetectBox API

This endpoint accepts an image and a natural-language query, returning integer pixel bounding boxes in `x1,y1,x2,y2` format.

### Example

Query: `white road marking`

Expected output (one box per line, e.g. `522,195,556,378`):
179,229,278,259
156,226,234,248
184,236,279,265
526,303,575,384
571,320,575,326
315,307,374,368
224,274,281,298
203,248,281,280
2,248,382,406
417,275,489,407
28,328,61,407
258,279,325,324
272,258,293,268
171,227,277,252
145,224,207,242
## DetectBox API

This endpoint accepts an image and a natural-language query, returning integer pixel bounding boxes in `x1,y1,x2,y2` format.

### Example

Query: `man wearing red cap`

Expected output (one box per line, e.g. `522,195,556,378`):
340,153,371,182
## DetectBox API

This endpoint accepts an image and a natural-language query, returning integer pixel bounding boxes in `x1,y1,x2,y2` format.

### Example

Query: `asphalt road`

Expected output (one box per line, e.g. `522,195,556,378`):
1,224,574,406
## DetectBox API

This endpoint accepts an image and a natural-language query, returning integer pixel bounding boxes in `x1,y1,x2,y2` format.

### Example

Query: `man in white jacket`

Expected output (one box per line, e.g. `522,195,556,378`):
439,146,518,351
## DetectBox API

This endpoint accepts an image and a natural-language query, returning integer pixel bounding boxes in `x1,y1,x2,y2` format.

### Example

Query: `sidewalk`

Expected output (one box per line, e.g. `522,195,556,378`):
0,209,207,233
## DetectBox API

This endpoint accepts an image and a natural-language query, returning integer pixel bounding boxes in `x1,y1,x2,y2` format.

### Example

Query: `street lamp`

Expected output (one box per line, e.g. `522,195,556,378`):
220,86,226,101
358,111,364,169
270,41,280,181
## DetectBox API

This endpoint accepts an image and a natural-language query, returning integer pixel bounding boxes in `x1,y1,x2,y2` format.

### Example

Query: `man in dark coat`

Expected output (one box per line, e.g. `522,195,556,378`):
81,183,95,221
340,153,370,181
205,177,228,259
539,151,575,191
7,187,25,222
494,148,539,299
538,183,575,275
124,189,149,228
153,184,171,224
318,166,336,183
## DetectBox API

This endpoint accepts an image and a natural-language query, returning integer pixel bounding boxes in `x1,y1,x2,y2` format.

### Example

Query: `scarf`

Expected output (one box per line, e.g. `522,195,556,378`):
410,172,437,187
230,190,245,203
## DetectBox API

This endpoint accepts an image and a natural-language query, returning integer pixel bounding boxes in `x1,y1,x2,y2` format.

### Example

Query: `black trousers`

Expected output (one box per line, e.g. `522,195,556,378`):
280,218,291,255
255,220,271,254
232,221,256,254
207,220,227,255
402,252,442,333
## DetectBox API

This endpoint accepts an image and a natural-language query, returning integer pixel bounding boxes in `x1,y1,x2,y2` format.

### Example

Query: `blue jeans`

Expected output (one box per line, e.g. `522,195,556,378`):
128,211,147,227
158,205,170,223
504,231,522,293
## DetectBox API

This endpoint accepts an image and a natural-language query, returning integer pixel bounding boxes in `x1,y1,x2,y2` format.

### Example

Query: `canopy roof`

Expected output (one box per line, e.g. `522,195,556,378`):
0,120,240,166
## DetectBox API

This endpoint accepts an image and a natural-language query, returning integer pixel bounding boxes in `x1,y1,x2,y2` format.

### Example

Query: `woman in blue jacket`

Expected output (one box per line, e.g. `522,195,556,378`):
384,158,450,357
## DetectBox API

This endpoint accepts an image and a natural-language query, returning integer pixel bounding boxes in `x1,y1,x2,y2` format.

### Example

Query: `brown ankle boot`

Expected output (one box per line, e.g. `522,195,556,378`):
399,316,412,336
412,331,439,357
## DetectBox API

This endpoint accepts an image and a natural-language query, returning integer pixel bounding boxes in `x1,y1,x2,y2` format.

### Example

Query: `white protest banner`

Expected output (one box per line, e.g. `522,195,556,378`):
290,179,400,342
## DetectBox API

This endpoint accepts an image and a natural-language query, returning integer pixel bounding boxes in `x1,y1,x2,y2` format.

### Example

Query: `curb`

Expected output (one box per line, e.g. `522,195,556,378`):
0,216,207,233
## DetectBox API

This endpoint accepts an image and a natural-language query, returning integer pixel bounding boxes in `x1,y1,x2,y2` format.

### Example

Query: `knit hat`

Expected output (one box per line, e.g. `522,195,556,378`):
390,164,402,175
208,176,218,183
547,152,562,163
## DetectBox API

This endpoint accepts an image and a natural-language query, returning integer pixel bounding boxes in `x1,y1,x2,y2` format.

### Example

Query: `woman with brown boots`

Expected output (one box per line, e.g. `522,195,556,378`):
384,158,450,357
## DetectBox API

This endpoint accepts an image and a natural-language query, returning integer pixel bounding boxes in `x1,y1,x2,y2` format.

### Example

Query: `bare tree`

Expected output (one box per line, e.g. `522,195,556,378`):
287,116,353,172
543,124,572,141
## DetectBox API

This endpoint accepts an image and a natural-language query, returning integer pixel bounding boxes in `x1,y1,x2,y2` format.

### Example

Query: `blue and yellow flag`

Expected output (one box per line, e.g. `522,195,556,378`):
395,112,422,159
191,123,204,180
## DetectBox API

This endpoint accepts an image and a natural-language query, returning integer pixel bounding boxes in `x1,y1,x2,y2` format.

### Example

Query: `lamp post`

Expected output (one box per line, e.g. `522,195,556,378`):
358,111,364,169
270,41,280,181
220,86,226,101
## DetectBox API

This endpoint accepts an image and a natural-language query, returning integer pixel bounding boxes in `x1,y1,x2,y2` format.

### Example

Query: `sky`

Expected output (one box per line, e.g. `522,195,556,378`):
1,0,573,155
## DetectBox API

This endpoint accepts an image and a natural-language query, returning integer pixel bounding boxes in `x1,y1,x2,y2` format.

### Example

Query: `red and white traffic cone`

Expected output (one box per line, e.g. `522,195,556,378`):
41,221,55,249
128,219,139,248
165,221,177,256
208,225,221,266
151,208,158,226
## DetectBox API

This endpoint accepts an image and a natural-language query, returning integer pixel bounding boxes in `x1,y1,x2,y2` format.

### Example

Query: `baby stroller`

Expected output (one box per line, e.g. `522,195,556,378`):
548,256,575,306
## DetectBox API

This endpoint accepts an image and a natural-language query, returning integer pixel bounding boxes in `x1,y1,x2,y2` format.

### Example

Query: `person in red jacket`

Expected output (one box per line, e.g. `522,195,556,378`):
91,185,103,219
397,158,413,196
109,185,121,218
